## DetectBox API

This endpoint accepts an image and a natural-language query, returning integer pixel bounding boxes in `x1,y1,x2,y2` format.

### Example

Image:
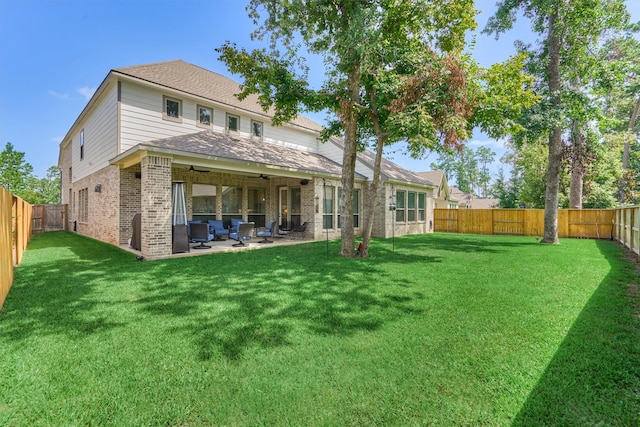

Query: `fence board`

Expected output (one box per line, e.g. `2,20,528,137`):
1,188,32,309
32,204,67,234
434,208,614,240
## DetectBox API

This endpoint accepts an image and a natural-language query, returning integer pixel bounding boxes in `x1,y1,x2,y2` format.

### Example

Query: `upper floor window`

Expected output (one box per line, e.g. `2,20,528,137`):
197,105,212,128
251,120,263,138
68,167,72,183
227,113,239,133
79,129,85,160
163,95,182,122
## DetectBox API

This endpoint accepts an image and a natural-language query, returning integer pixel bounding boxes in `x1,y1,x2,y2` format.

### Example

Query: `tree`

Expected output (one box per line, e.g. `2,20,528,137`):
0,142,33,197
21,166,61,204
219,1,537,257
218,1,480,257
485,0,631,243
475,146,496,197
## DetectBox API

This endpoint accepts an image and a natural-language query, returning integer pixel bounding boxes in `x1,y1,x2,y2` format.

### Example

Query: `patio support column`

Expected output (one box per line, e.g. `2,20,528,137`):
140,155,172,258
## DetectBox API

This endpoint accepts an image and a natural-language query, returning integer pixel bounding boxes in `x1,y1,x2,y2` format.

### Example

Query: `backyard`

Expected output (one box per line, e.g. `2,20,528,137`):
1,231,639,425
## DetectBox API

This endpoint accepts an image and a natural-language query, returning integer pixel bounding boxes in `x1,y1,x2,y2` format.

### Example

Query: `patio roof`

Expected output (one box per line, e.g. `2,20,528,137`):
111,130,362,179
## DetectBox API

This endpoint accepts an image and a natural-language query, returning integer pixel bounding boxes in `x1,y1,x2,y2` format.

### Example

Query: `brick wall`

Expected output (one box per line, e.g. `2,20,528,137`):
141,155,173,258
119,165,142,245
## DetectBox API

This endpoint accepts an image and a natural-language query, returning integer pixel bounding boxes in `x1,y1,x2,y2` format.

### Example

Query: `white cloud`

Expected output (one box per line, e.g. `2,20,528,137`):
77,86,97,101
468,138,506,150
48,90,69,99
51,136,64,143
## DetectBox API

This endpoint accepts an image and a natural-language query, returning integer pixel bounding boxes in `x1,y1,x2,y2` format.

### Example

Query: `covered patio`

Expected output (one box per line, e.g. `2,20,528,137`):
111,130,358,259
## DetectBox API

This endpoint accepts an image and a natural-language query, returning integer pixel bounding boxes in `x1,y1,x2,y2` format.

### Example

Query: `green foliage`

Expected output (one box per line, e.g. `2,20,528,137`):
21,166,61,204
0,142,33,196
485,0,634,224
0,143,60,204
431,145,495,196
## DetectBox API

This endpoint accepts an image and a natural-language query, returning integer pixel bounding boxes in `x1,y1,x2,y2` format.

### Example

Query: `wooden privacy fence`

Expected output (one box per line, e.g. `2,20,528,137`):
1,187,32,309
434,208,614,239
613,206,640,256
31,204,67,234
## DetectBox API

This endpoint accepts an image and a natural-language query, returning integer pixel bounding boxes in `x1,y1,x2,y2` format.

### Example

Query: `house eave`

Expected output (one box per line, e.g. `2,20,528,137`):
109,144,346,181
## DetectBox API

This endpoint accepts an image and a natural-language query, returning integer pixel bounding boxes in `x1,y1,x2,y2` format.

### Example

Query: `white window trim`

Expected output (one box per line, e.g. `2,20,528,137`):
163,95,182,123
251,120,263,139
226,113,240,133
197,105,213,129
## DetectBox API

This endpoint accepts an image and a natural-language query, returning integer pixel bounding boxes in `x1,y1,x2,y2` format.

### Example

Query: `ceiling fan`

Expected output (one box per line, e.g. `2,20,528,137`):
189,165,209,173
259,174,269,180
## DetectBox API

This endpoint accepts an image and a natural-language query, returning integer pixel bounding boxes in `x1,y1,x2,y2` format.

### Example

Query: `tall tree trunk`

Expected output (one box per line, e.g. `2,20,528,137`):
620,94,640,203
623,95,640,170
542,9,562,244
569,119,584,209
339,65,360,257
359,90,387,258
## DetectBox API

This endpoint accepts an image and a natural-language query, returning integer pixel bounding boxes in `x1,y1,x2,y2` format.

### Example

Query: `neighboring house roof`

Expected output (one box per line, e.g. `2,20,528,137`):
449,186,500,208
111,130,357,179
114,60,323,133
469,198,500,209
449,186,468,203
415,170,450,197
415,170,444,187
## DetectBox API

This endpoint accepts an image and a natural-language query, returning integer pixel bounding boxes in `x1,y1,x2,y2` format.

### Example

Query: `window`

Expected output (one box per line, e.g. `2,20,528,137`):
221,186,243,228
192,184,216,222
418,193,426,221
197,105,212,128
337,188,360,228
248,188,266,227
396,190,405,222
353,189,360,227
323,185,335,229
68,167,72,183
79,188,88,222
407,191,416,222
79,129,84,160
163,95,182,122
251,120,263,138
290,187,301,227
227,114,239,133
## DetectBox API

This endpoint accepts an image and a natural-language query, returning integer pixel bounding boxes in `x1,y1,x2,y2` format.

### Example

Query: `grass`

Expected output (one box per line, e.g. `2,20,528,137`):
1,231,639,426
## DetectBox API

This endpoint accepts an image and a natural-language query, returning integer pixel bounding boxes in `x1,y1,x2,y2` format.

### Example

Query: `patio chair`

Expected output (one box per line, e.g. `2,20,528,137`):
290,221,308,240
187,220,202,242
256,219,276,243
229,218,243,234
208,219,229,240
190,222,214,249
278,219,294,235
230,222,255,247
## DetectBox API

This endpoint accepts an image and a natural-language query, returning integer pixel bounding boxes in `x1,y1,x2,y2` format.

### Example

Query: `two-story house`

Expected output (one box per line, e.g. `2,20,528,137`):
58,60,436,259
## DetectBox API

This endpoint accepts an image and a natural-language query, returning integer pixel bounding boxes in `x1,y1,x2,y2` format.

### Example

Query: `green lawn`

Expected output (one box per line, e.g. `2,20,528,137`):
1,232,639,426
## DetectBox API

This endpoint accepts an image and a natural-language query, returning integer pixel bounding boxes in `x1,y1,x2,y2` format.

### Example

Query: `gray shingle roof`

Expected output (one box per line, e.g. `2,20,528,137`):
143,130,352,177
330,139,434,187
415,170,444,186
114,60,323,132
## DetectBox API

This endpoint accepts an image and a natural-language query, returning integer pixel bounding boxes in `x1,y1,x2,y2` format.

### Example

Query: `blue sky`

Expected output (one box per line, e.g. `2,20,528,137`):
1,0,638,181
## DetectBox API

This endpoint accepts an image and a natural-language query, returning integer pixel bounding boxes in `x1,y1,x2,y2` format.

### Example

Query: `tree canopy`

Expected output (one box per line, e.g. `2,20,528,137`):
218,0,537,257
